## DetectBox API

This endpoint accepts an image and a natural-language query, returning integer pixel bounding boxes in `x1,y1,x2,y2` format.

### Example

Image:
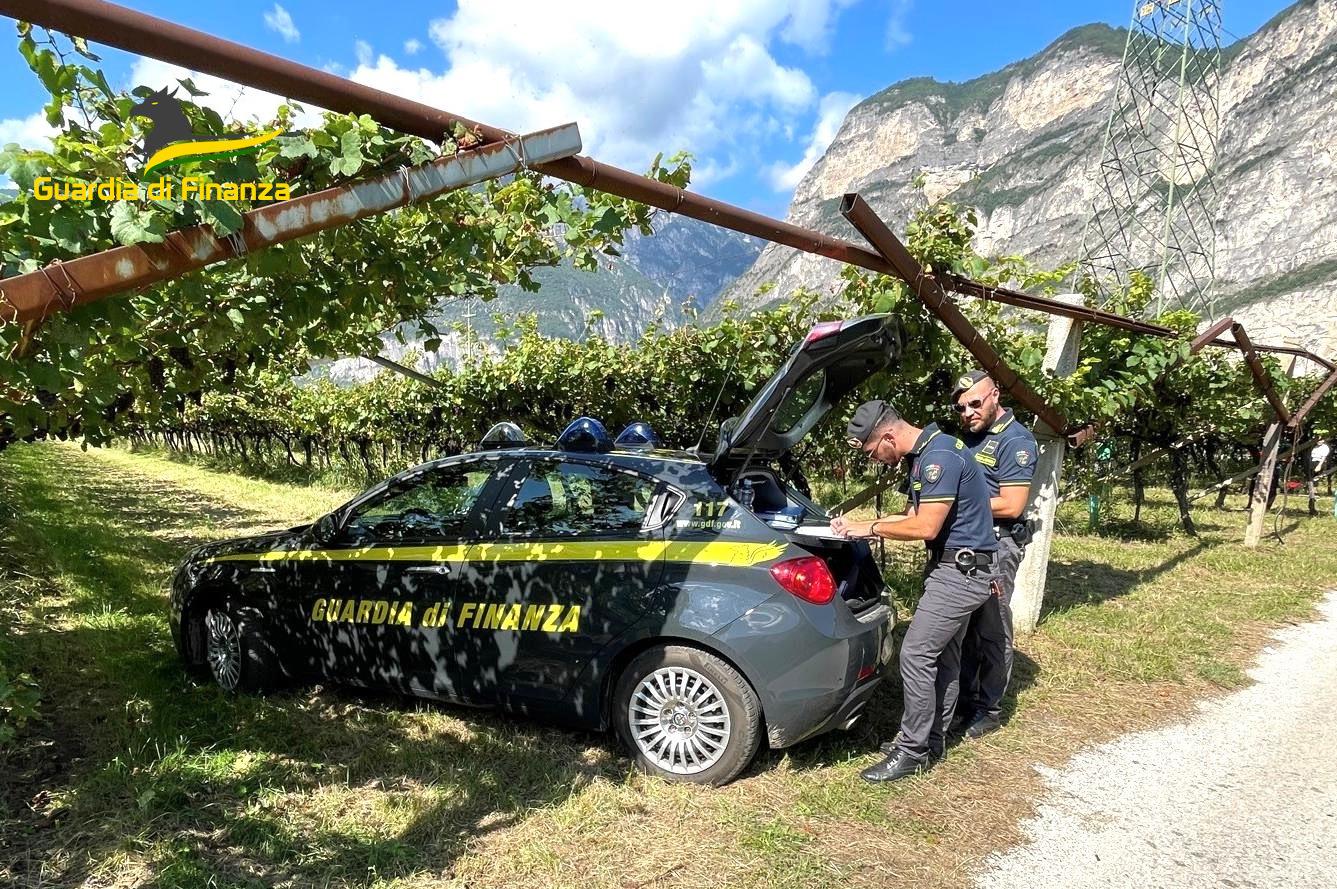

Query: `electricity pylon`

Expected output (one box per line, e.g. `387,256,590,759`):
1078,0,1225,319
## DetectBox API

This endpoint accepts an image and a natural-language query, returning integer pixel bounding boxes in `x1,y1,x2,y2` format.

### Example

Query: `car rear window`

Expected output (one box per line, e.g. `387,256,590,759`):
502,462,657,536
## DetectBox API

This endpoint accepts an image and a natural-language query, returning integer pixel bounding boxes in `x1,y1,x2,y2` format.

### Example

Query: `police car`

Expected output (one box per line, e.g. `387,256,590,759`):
170,315,902,785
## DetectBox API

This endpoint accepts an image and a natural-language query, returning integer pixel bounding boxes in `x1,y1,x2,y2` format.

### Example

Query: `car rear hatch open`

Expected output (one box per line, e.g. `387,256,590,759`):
709,314,904,468
708,315,904,615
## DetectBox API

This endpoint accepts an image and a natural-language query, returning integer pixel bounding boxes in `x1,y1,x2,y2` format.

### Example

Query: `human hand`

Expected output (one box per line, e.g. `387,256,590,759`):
832,517,871,538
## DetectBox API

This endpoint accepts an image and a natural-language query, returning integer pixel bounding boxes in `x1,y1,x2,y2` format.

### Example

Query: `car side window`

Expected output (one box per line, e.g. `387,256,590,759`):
501,461,658,537
343,465,493,543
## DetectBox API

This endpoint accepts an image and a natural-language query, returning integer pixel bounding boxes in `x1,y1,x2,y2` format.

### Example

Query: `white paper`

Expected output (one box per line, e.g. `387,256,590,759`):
792,523,842,538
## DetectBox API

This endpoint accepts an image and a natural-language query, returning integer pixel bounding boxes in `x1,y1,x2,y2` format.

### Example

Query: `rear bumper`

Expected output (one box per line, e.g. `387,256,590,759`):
715,599,895,749
802,671,884,740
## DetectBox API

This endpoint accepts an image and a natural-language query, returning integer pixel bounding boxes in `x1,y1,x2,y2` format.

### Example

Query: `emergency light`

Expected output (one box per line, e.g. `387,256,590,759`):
479,421,529,450
614,421,661,448
556,417,614,453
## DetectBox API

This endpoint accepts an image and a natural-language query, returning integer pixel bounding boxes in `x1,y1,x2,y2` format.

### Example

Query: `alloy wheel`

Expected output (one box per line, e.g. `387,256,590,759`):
205,610,242,691
628,666,732,775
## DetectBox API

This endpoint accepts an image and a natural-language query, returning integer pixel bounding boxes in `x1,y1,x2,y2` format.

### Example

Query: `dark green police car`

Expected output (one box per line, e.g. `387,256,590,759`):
170,315,901,784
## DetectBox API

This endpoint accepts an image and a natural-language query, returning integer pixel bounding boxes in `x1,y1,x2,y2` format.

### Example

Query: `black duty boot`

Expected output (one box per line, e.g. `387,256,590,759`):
948,708,976,736
964,713,1001,739
860,748,930,784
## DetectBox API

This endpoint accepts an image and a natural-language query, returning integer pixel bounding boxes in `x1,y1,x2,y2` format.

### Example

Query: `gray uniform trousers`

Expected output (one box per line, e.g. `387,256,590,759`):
960,535,1023,720
896,559,993,757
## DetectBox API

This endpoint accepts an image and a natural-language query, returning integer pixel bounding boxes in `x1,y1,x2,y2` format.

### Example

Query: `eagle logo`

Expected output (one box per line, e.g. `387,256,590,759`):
127,85,282,179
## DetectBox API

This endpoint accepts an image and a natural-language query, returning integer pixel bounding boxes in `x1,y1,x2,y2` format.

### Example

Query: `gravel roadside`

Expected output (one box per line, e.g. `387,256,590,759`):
977,589,1337,889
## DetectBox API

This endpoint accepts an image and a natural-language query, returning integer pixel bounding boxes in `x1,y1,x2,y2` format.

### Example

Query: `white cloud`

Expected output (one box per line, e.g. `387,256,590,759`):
0,112,57,189
404,38,423,56
886,0,913,50
341,0,852,181
128,57,321,127
0,112,55,150
780,0,861,53
766,90,860,191
264,4,301,44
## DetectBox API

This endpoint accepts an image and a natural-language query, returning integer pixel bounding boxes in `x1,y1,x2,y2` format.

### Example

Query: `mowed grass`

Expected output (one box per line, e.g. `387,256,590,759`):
2,440,1336,888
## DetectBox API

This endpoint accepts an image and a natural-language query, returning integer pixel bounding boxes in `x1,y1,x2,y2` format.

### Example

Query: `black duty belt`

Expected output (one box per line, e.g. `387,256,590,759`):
993,519,1035,546
931,548,995,570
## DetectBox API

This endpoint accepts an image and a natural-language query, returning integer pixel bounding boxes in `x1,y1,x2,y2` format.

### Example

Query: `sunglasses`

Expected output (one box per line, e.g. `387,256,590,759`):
953,388,997,414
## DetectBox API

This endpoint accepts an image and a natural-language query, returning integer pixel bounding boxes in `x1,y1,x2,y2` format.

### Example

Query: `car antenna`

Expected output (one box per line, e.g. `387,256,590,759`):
693,348,742,455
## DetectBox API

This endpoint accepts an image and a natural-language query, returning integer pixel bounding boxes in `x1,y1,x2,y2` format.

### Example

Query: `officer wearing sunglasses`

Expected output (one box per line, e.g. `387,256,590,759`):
950,370,1038,741
832,400,998,782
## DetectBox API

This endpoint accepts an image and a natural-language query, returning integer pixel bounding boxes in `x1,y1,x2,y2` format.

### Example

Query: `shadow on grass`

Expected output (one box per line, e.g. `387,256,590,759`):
2,444,628,886
1040,540,1217,620
5,617,623,888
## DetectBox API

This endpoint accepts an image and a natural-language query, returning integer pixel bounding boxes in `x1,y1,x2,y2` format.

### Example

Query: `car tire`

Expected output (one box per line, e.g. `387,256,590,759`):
204,605,282,694
613,645,762,786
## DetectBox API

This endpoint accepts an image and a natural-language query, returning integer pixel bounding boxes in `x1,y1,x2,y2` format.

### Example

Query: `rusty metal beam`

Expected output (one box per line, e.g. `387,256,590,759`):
941,275,1176,337
0,0,509,145
0,123,582,325
1203,337,1335,371
365,354,444,389
1231,322,1292,424
0,0,1199,340
3,0,1334,393
1191,316,1234,353
840,193,1070,435
1289,368,1337,430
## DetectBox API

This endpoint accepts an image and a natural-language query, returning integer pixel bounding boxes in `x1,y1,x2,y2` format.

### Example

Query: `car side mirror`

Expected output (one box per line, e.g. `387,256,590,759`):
312,513,339,545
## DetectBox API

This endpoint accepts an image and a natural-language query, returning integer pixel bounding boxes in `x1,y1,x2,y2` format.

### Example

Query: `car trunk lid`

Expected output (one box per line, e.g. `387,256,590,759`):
710,314,903,468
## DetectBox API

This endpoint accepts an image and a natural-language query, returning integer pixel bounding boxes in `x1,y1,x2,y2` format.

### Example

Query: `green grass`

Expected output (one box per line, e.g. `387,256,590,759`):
3,441,1337,888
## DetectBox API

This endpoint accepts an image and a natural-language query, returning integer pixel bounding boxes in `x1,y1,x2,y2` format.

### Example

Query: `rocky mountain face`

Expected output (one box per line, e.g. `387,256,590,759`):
325,215,761,384
727,0,1337,367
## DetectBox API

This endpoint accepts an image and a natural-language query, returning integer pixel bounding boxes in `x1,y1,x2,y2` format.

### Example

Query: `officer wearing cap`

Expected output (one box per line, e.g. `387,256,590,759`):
951,371,1038,740
832,400,997,782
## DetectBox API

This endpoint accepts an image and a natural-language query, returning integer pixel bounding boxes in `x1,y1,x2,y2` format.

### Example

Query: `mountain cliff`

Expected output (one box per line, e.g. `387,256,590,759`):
726,0,1337,362
326,214,761,383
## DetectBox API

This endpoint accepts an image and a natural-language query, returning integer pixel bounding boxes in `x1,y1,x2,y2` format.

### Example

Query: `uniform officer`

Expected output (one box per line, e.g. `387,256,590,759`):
832,400,998,783
951,370,1038,739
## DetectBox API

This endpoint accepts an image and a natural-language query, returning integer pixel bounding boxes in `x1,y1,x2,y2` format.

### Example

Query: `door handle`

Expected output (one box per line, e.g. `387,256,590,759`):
406,564,451,575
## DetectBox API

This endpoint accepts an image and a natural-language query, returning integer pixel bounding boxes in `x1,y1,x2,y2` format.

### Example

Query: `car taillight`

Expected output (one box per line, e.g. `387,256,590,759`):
769,556,836,605
803,321,842,344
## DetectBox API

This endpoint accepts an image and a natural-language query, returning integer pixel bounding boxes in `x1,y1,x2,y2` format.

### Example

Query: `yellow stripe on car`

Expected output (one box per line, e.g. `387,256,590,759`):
205,539,787,568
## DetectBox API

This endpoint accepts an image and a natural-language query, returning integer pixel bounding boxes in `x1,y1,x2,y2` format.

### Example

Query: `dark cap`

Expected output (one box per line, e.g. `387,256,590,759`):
950,370,990,401
846,400,899,448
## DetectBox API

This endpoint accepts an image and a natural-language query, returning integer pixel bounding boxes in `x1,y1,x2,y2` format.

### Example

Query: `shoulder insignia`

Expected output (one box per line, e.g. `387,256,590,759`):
954,439,964,450
1016,449,1033,467
924,463,942,483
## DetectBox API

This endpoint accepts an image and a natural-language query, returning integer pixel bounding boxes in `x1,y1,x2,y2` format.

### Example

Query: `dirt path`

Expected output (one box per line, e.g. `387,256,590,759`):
977,589,1337,889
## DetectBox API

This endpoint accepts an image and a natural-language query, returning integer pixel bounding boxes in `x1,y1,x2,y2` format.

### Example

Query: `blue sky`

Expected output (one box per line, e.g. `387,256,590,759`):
1,0,1293,216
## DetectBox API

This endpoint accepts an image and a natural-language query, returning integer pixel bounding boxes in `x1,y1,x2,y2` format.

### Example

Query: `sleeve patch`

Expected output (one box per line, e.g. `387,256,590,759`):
924,463,942,483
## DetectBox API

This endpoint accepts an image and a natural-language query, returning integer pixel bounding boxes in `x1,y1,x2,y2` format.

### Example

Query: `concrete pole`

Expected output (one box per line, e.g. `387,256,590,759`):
1013,294,1085,635
1244,357,1297,548
1244,422,1283,547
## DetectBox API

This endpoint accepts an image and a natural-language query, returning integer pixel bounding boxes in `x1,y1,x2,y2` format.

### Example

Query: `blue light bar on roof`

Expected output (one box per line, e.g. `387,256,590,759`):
614,421,661,448
557,417,613,452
